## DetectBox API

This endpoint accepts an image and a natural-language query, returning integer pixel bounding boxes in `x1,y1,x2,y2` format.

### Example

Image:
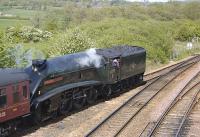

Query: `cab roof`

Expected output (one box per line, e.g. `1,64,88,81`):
96,45,146,58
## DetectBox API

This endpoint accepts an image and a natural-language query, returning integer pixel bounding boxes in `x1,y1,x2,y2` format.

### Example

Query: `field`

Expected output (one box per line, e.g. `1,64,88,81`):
2,8,43,18
0,7,46,29
0,19,30,29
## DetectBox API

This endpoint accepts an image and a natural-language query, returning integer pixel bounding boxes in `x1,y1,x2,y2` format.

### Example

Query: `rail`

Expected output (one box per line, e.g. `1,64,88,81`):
146,80,200,137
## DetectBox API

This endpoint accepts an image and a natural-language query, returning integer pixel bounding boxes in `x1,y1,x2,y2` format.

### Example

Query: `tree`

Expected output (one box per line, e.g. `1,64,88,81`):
184,2,200,20
0,31,15,68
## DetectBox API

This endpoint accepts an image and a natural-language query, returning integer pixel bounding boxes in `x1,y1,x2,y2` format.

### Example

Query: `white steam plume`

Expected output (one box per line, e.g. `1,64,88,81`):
76,48,102,68
9,45,45,68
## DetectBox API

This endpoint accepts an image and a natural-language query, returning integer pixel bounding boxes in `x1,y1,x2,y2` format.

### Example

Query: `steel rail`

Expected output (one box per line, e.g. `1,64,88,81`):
138,72,200,137
146,80,200,137
114,70,200,137
85,56,199,137
175,84,200,137
144,55,200,81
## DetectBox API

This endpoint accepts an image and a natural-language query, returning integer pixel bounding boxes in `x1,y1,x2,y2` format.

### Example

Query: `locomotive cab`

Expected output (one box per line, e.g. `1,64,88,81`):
109,57,121,82
96,45,146,84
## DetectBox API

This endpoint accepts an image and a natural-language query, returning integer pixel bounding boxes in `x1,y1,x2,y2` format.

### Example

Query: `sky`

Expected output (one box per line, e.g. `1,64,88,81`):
126,0,185,2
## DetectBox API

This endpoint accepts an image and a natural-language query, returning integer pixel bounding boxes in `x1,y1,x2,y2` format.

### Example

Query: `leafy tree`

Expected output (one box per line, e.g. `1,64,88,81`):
0,31,15,68
183,2,200,20
175,21,200,41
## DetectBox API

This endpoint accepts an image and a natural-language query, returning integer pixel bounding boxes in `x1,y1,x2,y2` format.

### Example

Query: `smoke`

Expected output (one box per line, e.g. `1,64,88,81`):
9,44,45,68
76,48,103,68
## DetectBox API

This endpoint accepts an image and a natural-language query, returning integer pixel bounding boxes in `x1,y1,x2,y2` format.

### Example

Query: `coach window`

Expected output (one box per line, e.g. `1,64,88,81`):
79,72,82,79
13,85,20,103
22,85,28,98
0,88,7,108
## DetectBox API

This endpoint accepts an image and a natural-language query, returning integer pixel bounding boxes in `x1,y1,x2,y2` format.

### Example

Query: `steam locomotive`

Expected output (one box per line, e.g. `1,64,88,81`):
0,45,146,136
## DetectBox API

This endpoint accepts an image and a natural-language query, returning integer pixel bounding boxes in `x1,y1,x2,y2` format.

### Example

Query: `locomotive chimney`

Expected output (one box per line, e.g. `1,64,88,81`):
32,59,47,72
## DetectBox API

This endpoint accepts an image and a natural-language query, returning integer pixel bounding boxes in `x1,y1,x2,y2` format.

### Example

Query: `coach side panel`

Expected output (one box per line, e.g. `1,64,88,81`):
0,81,30,123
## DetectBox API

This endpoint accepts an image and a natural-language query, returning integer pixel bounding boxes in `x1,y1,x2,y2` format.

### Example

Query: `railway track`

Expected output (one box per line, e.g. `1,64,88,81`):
175,86,200,136
177,99,200,137
85,56,200,137
140,74,200,137
144,55,200,81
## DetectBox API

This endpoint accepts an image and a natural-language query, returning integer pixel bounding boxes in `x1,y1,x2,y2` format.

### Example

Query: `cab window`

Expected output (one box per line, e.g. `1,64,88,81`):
0,88,7,108
13,85,20,103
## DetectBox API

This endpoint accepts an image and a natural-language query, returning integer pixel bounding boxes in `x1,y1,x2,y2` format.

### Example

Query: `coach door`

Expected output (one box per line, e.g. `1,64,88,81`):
109,57,121,82
0,87,7,122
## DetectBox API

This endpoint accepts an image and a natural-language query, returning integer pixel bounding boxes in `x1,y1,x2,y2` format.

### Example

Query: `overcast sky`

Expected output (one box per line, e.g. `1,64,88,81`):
126,0,185,2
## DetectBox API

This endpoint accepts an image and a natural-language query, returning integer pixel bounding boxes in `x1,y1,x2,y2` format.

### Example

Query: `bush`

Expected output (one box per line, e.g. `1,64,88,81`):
79,18,174,63
6,26,52,43
175,21,200,41
47,28,96,57
0,44,16,68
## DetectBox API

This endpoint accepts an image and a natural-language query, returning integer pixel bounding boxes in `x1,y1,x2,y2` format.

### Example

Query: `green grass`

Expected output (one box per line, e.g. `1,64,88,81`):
0,19,30,29
2,8,45,18
0,7,43,29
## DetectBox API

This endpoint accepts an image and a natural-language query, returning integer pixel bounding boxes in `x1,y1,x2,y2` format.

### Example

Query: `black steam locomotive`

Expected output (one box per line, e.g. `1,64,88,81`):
0,45,146,136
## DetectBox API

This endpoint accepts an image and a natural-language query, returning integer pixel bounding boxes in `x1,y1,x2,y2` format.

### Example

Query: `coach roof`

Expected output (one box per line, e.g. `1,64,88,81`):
0,69,29,87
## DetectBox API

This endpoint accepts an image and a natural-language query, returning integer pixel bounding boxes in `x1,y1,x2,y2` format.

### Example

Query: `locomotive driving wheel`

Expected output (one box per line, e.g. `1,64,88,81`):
59,98,72,115
73,88,86,109
102,85,112,98
86,87,98,104
122,79,130,90
33,104,42,124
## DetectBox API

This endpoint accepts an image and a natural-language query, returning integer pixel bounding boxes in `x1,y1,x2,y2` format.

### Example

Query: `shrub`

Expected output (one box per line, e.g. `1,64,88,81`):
79,18,174,63
175,21,200,41
47,28,96,57
6,26,52,43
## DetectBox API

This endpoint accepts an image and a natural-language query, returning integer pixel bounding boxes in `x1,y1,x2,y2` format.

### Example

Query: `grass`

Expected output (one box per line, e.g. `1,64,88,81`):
173,41,200,59
0,8,40,29
0,8,45,29
1,8,45,18
0,18,30,29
